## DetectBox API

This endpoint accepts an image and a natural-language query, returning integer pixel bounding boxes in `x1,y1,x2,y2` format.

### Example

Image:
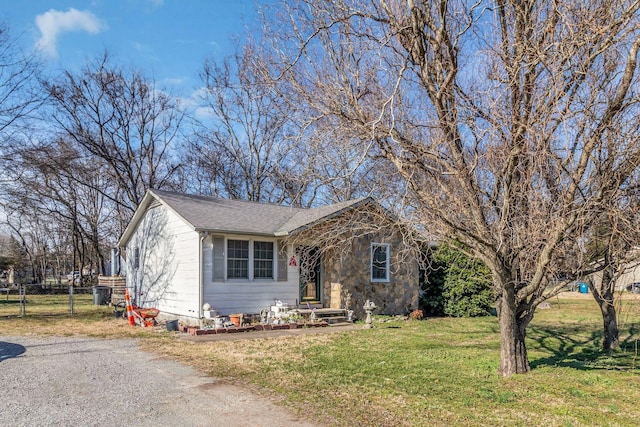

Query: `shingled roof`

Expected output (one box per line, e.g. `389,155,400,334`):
118,189,373,246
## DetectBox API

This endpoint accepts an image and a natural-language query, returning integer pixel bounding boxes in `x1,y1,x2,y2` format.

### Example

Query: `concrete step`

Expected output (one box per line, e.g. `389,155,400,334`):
328,321,354,327
325,316,347,324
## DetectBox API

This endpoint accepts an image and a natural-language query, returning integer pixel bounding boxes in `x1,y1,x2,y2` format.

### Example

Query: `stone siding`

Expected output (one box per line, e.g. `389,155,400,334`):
321,231,419,320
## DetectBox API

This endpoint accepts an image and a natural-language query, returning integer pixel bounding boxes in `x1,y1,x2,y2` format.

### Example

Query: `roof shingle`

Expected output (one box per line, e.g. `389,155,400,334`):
149,189,370,236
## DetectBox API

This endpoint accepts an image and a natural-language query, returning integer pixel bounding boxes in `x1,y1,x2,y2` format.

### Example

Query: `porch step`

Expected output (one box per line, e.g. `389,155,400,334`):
299,301,323,309
325,316,347,325
296,308,351,324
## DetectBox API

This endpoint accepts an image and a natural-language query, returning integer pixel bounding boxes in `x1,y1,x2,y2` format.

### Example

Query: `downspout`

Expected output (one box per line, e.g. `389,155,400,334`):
199,231,208,325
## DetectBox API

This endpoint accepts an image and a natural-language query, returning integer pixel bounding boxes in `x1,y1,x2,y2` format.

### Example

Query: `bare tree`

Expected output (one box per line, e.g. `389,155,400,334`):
581,194,640,351
264,0,640,375
185,41,312,205
44,53,185,231
4,138,118,278
0,23,42,147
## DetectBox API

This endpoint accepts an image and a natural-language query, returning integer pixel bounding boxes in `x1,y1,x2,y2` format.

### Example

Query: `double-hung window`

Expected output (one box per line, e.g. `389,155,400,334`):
371,243,390,282
254,241,274,279
225,239,274,280
227,240,249,278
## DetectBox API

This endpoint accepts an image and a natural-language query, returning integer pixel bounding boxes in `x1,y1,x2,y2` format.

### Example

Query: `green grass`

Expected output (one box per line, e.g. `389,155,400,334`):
3,294,640,426
0,293,98,316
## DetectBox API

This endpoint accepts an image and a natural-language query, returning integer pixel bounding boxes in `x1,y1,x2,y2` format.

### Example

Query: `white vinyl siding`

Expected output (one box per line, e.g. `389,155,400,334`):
125,204,200,317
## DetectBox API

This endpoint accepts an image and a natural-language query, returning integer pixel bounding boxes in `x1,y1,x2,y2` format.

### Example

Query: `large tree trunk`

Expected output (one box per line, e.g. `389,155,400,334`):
496,286,531,376
600,303,619,350
590,269,619,350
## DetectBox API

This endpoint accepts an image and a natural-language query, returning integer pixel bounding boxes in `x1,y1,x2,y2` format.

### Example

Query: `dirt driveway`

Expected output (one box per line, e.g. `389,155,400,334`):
0,335,319,427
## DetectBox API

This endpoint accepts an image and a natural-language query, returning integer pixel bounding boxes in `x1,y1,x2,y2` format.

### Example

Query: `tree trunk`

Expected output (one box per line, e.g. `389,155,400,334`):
590,269,619,350
496,286,531,376
600,303,619,350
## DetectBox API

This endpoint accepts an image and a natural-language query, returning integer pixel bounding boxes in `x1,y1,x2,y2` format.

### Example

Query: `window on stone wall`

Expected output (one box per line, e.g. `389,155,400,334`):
371,243,390,282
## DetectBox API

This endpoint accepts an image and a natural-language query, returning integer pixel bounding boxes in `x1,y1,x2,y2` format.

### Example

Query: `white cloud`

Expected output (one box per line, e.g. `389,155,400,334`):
162,77,185,86
35,8,107,58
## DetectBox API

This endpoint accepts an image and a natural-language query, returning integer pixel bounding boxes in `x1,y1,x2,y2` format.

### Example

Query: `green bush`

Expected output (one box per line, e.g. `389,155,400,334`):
421,244,494,317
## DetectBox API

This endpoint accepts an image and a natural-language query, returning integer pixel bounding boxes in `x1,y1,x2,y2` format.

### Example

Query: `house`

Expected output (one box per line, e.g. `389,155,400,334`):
589,257,640,292
117,190,420,324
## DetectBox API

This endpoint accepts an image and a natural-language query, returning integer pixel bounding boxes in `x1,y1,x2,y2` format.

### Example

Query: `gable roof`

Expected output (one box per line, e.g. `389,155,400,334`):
118,189,373,246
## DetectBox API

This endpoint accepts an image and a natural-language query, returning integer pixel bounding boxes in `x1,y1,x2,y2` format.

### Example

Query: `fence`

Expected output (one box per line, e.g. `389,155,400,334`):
0,277,124,318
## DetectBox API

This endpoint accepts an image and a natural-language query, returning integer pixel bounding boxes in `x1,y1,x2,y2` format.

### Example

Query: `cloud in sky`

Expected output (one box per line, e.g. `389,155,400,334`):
35,8,107,58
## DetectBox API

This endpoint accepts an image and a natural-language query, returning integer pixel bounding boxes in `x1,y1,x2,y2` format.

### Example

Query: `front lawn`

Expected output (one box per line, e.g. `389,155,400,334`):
145,294,640,426
2,293,640,426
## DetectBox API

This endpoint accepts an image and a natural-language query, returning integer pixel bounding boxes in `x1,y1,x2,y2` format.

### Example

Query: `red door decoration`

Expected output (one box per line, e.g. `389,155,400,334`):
289,255,297,267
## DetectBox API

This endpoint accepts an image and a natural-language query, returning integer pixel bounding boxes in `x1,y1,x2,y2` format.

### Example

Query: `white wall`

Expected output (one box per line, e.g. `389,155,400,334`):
203,236,300,315
126,204,200,317
592,261,640,291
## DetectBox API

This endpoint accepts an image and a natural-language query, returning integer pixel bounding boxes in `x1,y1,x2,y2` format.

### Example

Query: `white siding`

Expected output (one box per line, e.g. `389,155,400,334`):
592,262,640,291
125,204,200,317
203,237,300,315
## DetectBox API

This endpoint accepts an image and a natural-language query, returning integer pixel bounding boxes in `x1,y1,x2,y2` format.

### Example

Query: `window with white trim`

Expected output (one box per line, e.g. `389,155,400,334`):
224,239,276,280
253,241,274,279
227,239,249,278
133,247,140,270
371,243,390,282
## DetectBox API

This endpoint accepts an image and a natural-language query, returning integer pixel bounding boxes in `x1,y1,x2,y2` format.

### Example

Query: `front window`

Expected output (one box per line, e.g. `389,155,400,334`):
227,240,249,278
254,241,274,279
371,243,390,282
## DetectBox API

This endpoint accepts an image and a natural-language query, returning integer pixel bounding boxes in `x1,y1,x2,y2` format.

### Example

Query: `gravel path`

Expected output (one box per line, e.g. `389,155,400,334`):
0,336,319,427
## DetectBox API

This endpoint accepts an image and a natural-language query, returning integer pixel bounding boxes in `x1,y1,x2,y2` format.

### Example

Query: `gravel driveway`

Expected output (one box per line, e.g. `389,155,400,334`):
0,336,319,427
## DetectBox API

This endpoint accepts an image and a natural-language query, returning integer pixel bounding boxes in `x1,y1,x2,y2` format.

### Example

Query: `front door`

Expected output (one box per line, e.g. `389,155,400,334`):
299,247,321,303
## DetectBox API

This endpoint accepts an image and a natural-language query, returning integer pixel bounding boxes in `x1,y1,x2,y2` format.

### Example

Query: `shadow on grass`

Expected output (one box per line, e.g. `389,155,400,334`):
529,324,640,371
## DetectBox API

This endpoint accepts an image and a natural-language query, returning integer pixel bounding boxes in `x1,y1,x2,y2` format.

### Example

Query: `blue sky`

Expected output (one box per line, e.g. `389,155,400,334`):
1,0,261,96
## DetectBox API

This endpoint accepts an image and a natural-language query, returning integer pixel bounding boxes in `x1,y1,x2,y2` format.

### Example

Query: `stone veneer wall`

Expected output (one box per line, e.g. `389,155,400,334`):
321,230,419,320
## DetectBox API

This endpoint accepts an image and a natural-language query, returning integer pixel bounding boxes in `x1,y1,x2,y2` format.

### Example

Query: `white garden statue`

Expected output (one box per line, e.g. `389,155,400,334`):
363,300,377,329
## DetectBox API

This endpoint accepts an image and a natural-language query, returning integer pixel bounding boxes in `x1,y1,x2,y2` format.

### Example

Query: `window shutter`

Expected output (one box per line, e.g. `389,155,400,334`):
277,240,288,282
212,236,225,282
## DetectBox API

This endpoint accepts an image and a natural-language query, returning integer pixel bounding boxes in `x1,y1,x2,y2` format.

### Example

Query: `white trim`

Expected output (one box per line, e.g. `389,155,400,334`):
224,236,278,282
253,241,275,280
370,243,390,282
